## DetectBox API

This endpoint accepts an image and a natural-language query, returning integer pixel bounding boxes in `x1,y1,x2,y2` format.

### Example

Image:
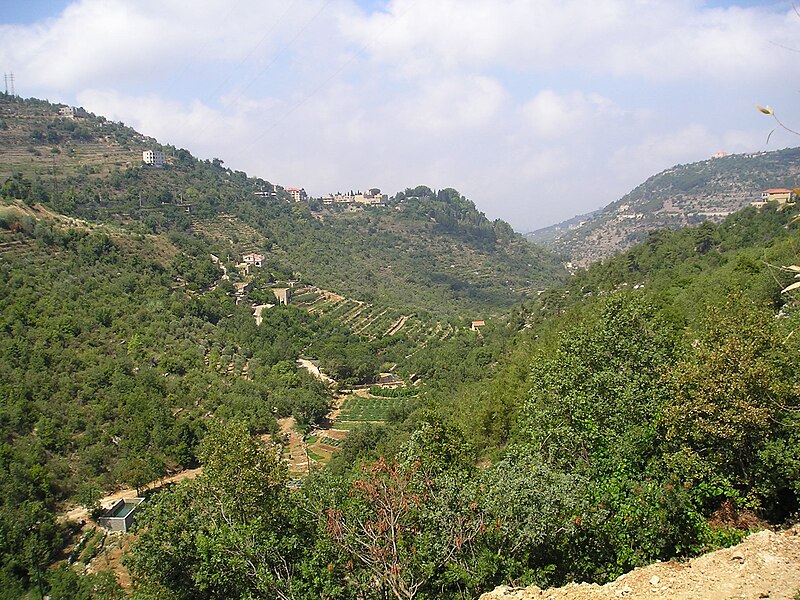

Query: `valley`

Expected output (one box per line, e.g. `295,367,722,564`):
2,94,800,600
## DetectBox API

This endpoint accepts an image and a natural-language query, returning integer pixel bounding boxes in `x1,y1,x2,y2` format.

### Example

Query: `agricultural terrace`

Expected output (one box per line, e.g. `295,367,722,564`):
332,390,413,431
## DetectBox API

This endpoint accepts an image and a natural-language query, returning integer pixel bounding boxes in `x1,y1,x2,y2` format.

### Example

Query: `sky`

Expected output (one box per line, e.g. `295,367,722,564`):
2,0,800,232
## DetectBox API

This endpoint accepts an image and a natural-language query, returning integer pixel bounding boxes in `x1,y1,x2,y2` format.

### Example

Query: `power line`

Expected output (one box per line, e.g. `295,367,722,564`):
202,0,300,106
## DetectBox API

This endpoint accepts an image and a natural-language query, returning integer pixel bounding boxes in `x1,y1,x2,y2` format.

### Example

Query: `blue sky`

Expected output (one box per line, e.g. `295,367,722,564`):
2,0,800,231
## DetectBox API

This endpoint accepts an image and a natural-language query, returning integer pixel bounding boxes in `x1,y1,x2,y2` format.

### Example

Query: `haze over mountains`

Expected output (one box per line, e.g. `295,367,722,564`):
0,95,566,316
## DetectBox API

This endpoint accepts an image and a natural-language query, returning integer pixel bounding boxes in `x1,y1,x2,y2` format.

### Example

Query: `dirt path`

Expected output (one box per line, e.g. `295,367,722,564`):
385,315,409,336
276,416,311,476
253,303,273,325
59,468,202,524
480,525,800,600
296,358,336,386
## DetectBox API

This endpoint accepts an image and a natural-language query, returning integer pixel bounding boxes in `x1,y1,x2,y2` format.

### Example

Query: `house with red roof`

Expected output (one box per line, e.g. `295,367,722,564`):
243,253,264,267
752,188,795,208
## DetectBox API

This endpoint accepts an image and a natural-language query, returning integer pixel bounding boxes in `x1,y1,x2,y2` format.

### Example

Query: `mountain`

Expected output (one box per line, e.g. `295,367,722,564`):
4,94,800,600
0,94,566,317
527,148,800,266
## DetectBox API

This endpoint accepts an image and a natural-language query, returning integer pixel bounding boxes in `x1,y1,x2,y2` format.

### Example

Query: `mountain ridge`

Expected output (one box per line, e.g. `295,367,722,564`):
527,147,800,266
0,94,566,316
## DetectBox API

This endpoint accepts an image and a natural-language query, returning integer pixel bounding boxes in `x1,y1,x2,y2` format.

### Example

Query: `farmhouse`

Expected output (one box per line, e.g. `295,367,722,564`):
243,252,264,267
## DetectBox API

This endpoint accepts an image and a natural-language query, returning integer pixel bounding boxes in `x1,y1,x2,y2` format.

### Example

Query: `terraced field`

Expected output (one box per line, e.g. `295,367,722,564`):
192,214,266,249
333,394,409,430
290,283,452,346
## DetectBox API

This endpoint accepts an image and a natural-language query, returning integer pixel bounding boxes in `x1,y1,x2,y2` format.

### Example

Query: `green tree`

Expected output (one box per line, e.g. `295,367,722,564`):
127,420,308,600
522,295,678,477
661,297,799,513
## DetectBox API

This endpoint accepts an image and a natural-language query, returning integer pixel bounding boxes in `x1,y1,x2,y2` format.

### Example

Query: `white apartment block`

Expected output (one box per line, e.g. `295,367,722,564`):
287,187,307,202
321,188,387,205
143,150,165,168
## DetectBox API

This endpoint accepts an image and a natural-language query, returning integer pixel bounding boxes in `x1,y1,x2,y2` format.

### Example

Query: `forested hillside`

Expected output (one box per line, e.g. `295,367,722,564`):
119,202,800,600
1,93,799,600
528,147,800,266
0,95,565,316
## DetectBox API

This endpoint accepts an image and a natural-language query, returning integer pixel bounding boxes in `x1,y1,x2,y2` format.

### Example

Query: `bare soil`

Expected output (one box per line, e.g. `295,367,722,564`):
480,525,800,600
59,468,202,524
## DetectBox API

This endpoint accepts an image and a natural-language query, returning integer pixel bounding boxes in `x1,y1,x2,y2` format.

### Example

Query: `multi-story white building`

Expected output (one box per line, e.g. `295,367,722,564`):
142,150,165,168
287,187,307,202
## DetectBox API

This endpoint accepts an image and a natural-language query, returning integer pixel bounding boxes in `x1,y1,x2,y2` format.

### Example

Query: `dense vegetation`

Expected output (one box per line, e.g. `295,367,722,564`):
10,195,791,600
1,94,800,599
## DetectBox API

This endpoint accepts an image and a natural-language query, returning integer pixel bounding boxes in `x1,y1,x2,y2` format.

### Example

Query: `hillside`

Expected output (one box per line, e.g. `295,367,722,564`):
2,93,800,600
0,94,566,316
527,148,800,266
481,525,800,600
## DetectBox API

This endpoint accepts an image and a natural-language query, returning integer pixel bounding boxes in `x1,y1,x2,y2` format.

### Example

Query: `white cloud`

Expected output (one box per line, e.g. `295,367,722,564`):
343,0,798,83
520,90,626,139
3,0,800,231
386,75,508,134
0,0,332,91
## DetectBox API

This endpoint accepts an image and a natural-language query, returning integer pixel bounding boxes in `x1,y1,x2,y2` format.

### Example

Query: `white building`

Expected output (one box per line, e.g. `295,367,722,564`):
143,150,165,168
287,187,307,202
243,253,264,267
321,188,387,205
58,106,87,119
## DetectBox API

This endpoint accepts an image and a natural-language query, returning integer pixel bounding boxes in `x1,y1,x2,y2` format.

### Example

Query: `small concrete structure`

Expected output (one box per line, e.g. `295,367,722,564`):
273,287,291,305
98,497,144,533
471,320,486,331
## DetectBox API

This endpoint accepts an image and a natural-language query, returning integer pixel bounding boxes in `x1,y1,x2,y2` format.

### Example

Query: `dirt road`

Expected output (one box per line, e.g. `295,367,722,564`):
253,303,273,325
296,358,336,386
59,468,202,524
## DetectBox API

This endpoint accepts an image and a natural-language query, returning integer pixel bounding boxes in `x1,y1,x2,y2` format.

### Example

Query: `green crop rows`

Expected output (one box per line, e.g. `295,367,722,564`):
336,396,407,424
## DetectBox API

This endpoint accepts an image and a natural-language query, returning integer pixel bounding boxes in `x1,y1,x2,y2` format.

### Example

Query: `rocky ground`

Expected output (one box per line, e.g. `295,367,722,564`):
480,526,800,600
